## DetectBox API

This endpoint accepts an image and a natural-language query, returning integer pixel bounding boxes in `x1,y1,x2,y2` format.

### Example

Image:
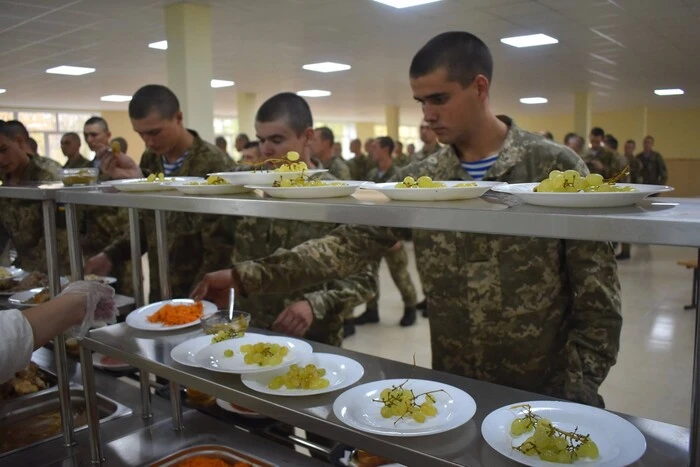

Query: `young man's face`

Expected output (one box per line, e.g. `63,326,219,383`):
0,134,28,174
643,137,654,152
255,119,310,160
83,123,111,153
131,111,183,155
61,135,80,157
589,133,603,149
419,122,437,144
624,142,635,155
411,67,483,146
241,146,261,164
350,140,361,154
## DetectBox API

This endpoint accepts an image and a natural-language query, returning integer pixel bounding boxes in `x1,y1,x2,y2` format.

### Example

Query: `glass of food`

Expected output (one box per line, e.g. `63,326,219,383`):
200,310,251,343
59,168,99,186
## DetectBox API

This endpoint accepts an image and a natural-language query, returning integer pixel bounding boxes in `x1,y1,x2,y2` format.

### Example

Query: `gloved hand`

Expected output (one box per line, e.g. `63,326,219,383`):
59,280,117,337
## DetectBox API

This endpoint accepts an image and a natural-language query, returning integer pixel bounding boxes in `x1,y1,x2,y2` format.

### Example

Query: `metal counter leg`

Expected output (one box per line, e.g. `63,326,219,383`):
154,210,171,300
691,248,700,466
170,380,184,431
140,370,153,419
128,208,145,308
43,199,75,447
79,344,104,464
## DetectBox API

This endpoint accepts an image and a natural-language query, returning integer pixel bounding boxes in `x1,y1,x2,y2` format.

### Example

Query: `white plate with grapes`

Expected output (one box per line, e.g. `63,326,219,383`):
194,334,313,374
104,176,203,192
332,379,476,437
167,178,252,195
212,169,328,186
362,179,505,201
245,180,365,199
170,332,267,367
481,401,646,467
241,353,364,396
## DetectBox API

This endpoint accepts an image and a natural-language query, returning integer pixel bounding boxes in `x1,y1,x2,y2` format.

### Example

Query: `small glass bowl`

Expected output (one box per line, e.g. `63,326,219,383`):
200,310,251,343
59,167,99,186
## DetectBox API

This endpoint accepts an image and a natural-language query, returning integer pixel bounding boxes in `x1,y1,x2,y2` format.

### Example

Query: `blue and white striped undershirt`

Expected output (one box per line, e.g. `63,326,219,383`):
461,154,499,181
161,154,186,176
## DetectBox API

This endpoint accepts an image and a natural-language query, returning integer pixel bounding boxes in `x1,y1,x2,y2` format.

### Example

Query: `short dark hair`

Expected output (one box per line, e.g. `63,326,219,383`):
410,31,493,87
129,84,180,119
543,131,554,141
376,136,394,155
215,136,227,146
605,135,618,150
236,133,249,142
6,120,29,141
591,127,605,137
315,127,334,145
644,135,655,143
62,132,81,143
256,93,312,136
111,136,127,153
564,132,577,143
243,141,259,150
28,137,38,153
84,116,109,132
625,139,636,146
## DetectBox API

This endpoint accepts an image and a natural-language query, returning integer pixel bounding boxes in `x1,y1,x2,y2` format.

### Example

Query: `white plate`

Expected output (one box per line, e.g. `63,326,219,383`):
245,181,365,199
125,299,217,331
241,353,364,396
166,180,252,196
0,266,26,281
84,274,117,285
9,287,49,307
362,181,505,201
104,177,202,192
215,398,268,419
481,400,647,467
212,169,328,186
170,332,268,367
194,334,313,374
491,183,674,208
332,379,476,437
92,352,132,370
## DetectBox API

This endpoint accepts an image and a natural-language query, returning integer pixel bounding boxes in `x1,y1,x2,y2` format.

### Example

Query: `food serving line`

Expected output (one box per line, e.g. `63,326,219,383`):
1,181,699,466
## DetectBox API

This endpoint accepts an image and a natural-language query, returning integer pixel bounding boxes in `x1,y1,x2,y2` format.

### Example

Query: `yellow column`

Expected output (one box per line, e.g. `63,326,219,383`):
573,92,591,138
355,122,375,142
164,3,214,142
385,105,400,140
236,91,256,138
638,106,648,143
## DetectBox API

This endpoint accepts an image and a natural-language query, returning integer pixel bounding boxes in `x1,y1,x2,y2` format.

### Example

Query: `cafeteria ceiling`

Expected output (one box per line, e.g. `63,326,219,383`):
0,0,698,123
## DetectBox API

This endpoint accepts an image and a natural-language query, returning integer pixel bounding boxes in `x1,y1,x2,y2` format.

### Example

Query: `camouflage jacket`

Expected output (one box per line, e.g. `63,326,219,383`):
636,151,668,185
393,152,411,168
104,130,235,300
367,164,397,183
235,117,622,407
623,154,644,183
35,155,62,177
0,156,70,274
63,155,91,169
411,143,442,163
584,147,621,179
347,154,376,180
319,155,351,180
229,217,377,346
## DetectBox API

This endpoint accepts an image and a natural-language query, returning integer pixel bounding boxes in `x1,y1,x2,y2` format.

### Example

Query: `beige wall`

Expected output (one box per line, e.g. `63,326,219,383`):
101,110,144,162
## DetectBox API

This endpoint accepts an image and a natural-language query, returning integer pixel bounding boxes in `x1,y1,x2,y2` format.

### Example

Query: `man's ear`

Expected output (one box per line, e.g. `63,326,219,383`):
474,74,490,99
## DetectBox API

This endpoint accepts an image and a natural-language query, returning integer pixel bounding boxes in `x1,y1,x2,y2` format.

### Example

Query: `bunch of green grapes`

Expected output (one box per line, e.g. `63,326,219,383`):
454,182,477,187
186,175,229,186
274,176,346,188
272,151,309,172
395,176,446,189
240,342,289,366
511,404,599,463
535,170,636,193
268,363,330,390
143,172,165,183
374,381,441,424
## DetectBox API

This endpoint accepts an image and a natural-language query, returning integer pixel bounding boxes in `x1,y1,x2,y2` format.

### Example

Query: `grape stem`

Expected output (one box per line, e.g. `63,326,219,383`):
606,165,630,184
510,404,592,457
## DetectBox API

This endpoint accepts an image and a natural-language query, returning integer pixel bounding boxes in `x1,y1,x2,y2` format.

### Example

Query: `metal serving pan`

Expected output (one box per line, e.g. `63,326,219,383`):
150,444,275,467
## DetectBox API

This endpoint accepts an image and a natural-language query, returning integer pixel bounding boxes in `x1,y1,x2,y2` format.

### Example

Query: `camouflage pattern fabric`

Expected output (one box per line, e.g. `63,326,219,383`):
411,143,442,163
35,156,62,177
347,154,376,180
624,154,644,183
583,147,621,179
393,152,411,168
63,155,91,169
103,130,234,301
234,116,622,408
319,155,351,180
636,151,668,185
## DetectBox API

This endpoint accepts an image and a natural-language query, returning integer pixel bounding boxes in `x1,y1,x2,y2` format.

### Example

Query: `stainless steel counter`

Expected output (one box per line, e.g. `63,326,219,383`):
81,324,690,467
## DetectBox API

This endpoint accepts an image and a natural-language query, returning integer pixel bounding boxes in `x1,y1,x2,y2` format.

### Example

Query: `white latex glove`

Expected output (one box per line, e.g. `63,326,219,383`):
59,280,117,337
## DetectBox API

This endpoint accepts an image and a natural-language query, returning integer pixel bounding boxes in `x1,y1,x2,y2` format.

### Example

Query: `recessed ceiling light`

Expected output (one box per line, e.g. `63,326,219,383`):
654,88,684,96
520,97,548,104
297,90,331,97
46,65,95,76
501,33,558,48
373,0,440,7
0,89,5,94
100,95,132,102
211,79,235,88
302,62,351,73
149,40,168,50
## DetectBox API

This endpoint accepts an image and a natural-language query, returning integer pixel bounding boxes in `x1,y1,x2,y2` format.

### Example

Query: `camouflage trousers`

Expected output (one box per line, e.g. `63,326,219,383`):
366,242,417,309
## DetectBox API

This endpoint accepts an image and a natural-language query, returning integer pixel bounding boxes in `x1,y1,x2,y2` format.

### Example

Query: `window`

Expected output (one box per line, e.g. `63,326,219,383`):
373,124,419,150
17,112,56,132
0,111,13,121
213,117,239,161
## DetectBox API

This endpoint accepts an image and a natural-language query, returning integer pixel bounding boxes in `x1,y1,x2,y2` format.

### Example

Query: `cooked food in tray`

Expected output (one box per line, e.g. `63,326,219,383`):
0,270,48,292
22,287,50,305
0,362,53,401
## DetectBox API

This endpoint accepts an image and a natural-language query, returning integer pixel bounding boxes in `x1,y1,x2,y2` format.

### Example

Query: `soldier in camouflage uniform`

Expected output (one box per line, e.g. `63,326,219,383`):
393,142,411,167
5,120,62,176
60,132,90,169
346,138,376,180
85,85,234,301
355,136,418,327
311,127,351,180
584,127,621,179
412,120,442,162
0,121,70,274
636,135,668,186
617,139,644,260
194,32,621,408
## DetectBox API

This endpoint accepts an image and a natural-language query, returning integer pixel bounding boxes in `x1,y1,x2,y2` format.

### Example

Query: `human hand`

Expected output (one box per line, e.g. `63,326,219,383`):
84,253,113,276
191,269,234,309
272,300,314,337
388,241,402,252
101,150,143,180
59,280,117,337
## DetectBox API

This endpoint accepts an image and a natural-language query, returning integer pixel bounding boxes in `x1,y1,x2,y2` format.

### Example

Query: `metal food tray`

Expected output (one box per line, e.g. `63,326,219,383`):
149,444,276,467
0,364,57,405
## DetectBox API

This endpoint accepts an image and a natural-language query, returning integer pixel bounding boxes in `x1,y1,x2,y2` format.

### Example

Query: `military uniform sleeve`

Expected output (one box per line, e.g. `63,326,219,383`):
302,261,378,320
657,154,668,185
196,214,235,282
334,160,352,180
559,240,622,406
235,224,399,296
102,216,148,266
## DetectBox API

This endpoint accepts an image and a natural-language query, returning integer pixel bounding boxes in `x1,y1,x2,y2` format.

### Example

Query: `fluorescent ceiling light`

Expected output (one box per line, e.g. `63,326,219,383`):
46,65,95,76
211,79,235,88
654,88,684,96
100,94,132,102
302,62,351,73
520,97,548,104
501,33,558,48
0,89,5,94
372,0,440,8
297,90,331,97
149,40,168,50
